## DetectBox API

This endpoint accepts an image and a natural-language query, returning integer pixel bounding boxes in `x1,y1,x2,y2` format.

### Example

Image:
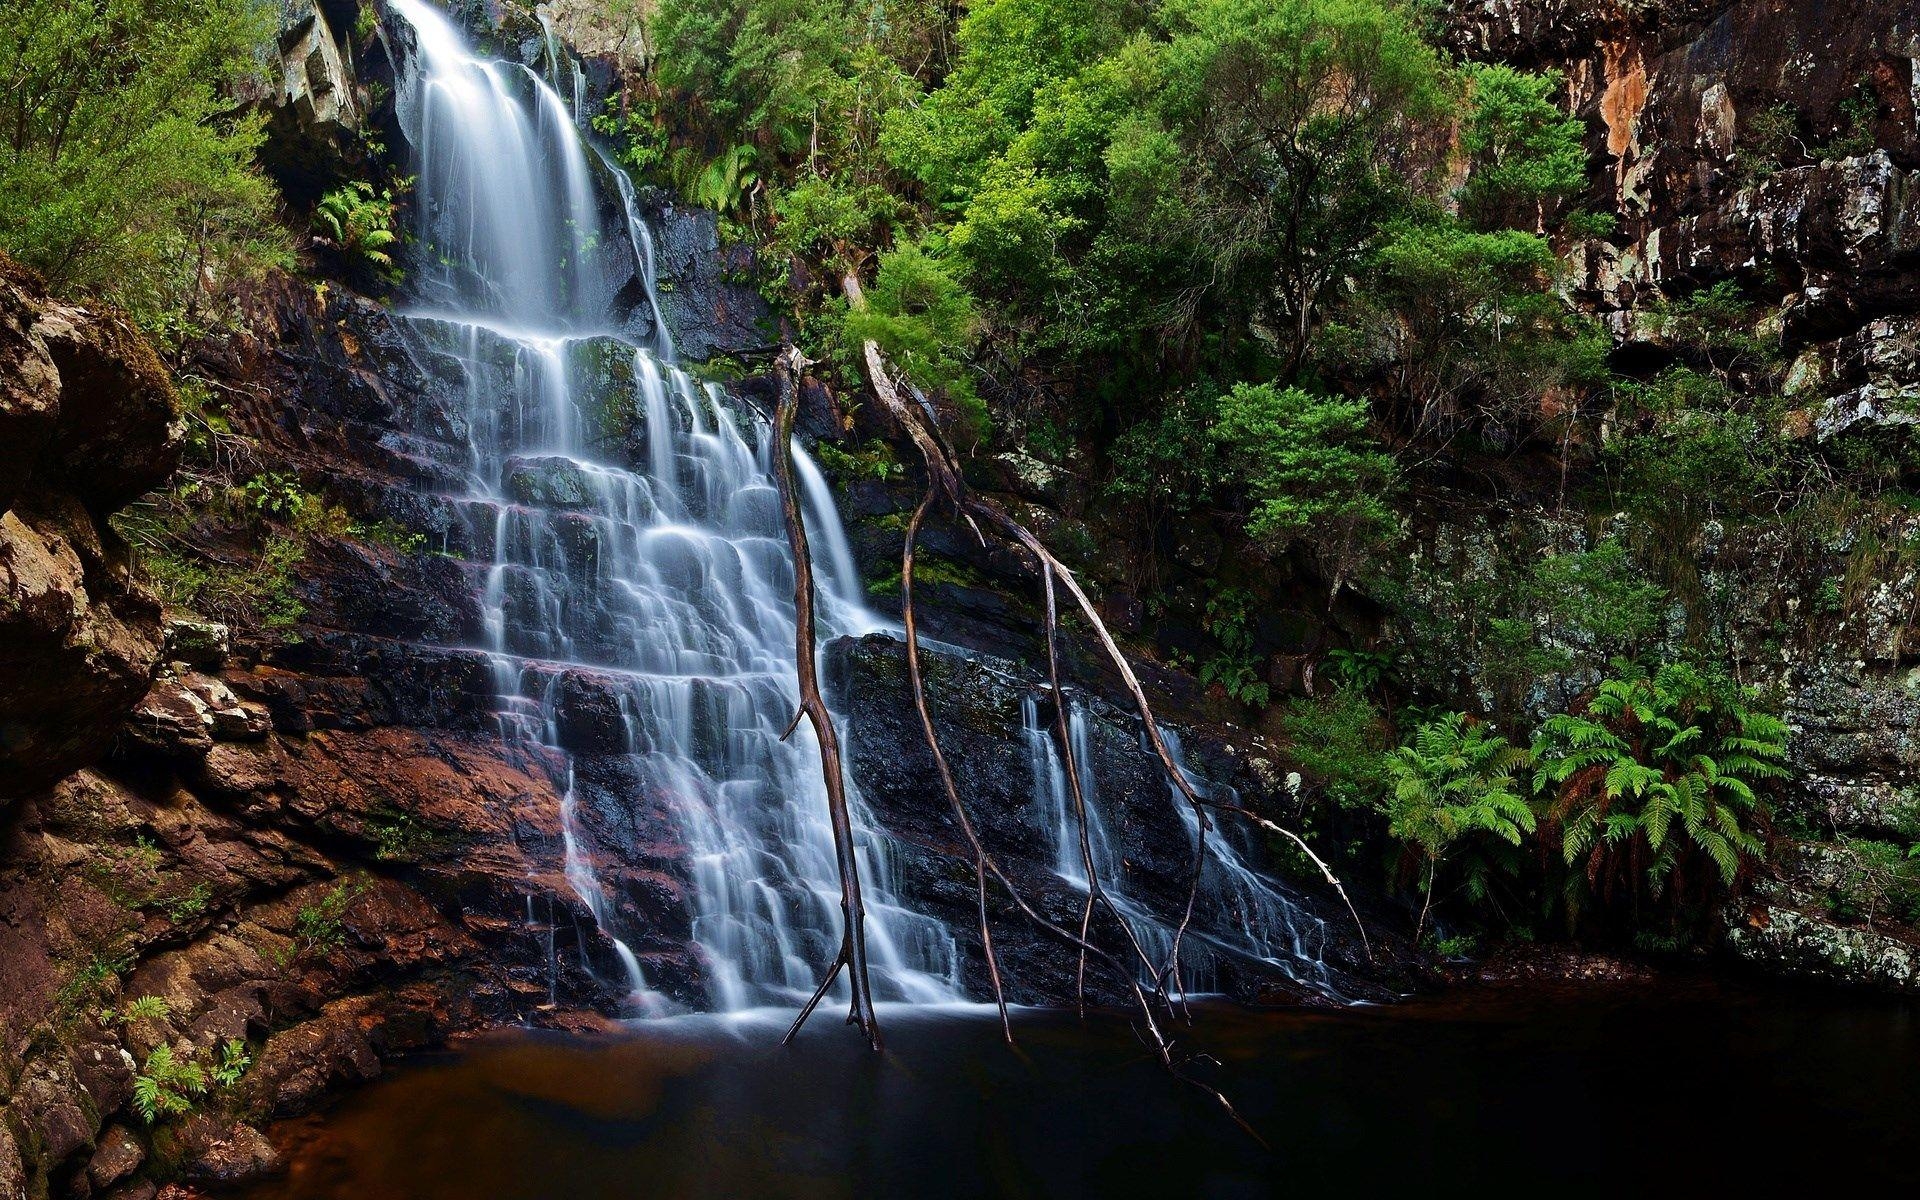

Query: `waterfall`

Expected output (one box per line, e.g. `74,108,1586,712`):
1021,693,1343,999
386,0,958,1013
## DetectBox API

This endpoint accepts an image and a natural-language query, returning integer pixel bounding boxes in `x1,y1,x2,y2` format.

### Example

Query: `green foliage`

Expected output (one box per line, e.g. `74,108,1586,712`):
132,1043,207,1124
1828,837,1920,927
815,438,904,482
350,518,429,556
1279,684,1392,813
55,948,135,1011
1814,78,1879,162
1457,65,1588,229
312,180,403,284
0,0,289,338
159,882,214,924
1341,220,1588,432
1532,660,1787,915
1324,648,1395,694
1210,382,1396,597
129,1038,248,1124
1736,102,1801,181
1199,587,1270,707
284,877,366,964
1104,388,1219,522
1385,713,1535,927
844,244,987,441
370,810,429,862
209,1038,251,1089
119,469,422,635
881,0,1137,210
103,995,173,1026
1148,0,1455,373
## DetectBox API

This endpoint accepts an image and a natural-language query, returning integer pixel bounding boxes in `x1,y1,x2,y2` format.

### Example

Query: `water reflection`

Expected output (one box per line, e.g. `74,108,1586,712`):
249,983,1920,1199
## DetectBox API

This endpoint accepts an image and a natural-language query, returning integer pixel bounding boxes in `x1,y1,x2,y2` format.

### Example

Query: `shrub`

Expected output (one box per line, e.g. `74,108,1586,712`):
0,0,288,337
1279,685,1393,814
1532,660,1788,920
1211,382,1397,602
844,244,988,442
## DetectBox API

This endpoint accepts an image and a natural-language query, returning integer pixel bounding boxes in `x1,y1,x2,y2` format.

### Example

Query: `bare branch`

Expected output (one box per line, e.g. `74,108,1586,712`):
772,344,881,1050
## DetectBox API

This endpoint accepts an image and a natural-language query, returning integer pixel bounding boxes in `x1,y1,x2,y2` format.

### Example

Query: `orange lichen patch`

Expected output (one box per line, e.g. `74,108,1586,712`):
1600,41,1649,160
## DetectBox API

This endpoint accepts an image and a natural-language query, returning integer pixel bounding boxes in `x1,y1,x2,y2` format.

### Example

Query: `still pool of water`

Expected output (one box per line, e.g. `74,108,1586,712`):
248,983,1920,1200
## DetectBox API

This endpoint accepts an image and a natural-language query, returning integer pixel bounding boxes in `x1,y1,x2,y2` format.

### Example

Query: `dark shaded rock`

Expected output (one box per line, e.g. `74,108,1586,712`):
0,262,179,802
551,671,628,755
831,633,1406,1006
629,187,775,363
258,0,366,204
85,1126,143,1193
28,313,179,515
171,1118,281,1189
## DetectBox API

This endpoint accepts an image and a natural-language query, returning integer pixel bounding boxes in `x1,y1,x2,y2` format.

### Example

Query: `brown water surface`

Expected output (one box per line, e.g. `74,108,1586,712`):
246,982,1920,1199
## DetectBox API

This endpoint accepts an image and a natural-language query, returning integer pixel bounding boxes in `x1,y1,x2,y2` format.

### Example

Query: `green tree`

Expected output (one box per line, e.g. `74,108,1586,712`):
881,0,1141,210
1384,713,1535,936
1149,0,1454,375
0,0,287,337
1210,382,1397,603
843,243,987,441
1457,64,1588,230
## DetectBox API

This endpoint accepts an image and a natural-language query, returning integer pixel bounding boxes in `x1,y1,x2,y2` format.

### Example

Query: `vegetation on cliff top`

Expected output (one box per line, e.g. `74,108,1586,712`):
0,0,290,343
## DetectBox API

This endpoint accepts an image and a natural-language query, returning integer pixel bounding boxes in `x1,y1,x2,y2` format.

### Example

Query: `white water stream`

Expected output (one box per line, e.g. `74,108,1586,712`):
389,0,957,1012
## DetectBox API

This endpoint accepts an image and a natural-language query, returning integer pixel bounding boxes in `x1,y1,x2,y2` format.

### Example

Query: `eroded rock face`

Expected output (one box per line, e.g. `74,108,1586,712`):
832,634,1409,1006
0,259,179,804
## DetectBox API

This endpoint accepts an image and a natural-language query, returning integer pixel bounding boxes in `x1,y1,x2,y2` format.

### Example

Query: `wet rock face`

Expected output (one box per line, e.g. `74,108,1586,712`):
626,186,776,363
0,259,180,803
1457,0,1920,322
830,634,1404,1006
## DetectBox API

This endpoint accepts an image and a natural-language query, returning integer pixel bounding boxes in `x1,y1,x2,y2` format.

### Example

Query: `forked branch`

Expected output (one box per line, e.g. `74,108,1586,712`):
771,345,881,1050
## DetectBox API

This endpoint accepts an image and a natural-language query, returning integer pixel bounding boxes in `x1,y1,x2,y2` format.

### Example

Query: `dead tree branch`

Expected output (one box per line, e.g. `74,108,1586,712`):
772,344,881,1050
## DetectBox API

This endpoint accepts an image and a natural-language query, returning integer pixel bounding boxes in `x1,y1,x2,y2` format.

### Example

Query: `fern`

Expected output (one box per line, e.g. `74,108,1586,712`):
312,180,404,282
1384,713,1533,934
1531,658,1787,923
131,1043,208,1124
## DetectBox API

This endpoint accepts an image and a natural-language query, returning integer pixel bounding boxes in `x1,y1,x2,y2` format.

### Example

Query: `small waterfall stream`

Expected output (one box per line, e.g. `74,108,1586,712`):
1021,693,1342,998
387,0,957,1012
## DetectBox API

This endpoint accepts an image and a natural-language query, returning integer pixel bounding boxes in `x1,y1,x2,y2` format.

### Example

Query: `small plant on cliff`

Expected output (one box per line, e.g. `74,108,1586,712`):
1531,660,1788,922
130,1038,249,1124
131,1044,208,1124
1813,78,1880,162
1829,837,1920,928
1383,713,1535,936
1736,103,1803,180
1199,587,1270,707
283,877,368,964
103,995,173,1026
312,180,404,284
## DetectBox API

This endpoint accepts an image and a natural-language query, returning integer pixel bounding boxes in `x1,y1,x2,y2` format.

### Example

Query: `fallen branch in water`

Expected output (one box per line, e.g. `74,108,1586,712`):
771,344,881,1051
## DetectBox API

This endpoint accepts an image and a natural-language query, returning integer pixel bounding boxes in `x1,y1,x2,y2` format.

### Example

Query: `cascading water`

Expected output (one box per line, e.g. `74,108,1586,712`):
1021,693,1344,999
387,0,957,1013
